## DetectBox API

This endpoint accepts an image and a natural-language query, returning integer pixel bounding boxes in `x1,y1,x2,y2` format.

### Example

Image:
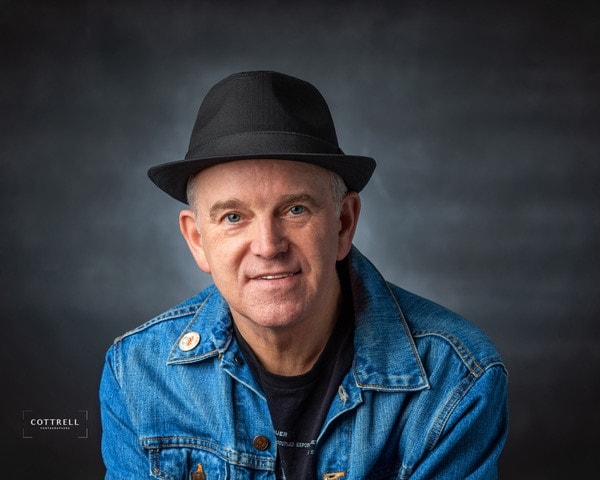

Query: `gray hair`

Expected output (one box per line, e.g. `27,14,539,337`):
329,170,348,218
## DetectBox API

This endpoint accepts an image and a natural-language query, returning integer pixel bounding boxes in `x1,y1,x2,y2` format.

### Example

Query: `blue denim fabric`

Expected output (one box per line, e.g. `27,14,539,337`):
100,246,508,479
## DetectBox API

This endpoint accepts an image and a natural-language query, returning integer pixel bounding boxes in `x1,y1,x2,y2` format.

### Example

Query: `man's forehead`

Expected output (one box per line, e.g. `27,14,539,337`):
193,160,330,194
187,159,333,210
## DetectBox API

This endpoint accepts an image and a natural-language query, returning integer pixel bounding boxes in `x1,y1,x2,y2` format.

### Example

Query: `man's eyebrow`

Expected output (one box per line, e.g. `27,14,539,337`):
279,193,320,207
209,198,244,220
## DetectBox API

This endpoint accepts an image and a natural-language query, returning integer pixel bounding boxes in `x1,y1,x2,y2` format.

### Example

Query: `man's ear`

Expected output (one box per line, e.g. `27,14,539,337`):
179,209,211,274
336,192,361,261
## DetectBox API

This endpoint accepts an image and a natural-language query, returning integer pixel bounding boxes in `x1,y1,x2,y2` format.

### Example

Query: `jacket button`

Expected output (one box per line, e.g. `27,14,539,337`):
252,435,270,451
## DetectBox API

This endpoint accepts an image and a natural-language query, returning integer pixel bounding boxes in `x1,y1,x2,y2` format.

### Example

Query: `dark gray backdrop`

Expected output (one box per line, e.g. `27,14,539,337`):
2,1,599,478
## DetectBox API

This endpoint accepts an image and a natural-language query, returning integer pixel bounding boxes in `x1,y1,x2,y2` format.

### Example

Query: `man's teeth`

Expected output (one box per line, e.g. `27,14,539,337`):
259,273,295,280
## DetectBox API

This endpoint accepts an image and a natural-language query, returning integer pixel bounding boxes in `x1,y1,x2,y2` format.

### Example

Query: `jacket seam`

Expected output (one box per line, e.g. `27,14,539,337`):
141,436,275,470
424,365,505,452
112,290,219,345
112,304,204,345
112,339,123,388
410,328,490,377
385,282,430,385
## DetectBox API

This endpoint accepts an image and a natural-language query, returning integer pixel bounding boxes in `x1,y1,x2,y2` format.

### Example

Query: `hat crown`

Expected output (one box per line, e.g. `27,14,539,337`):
185,71,341,159
147,70,375,204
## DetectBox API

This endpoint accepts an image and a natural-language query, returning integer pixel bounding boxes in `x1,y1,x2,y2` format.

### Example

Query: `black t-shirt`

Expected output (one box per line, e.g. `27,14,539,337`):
234,274,354,479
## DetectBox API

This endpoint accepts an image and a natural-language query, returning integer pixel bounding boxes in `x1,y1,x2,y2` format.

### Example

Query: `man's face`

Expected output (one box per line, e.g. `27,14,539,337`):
179,159,359,333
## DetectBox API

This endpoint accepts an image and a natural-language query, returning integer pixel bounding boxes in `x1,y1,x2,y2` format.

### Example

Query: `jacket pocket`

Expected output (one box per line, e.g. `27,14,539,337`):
146,443,229,480
142,436,276,480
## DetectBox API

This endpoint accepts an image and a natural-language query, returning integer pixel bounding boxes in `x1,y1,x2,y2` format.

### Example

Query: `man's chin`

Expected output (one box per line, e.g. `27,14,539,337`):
232,306,308,332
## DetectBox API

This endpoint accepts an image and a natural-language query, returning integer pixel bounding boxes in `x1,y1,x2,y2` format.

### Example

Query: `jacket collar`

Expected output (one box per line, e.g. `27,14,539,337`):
347,246,429,391
166,287,232,365
166,247,429,391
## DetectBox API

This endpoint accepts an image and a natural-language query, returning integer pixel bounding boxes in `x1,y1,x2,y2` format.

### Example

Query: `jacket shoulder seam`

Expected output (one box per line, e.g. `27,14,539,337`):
411,328,503,377
112,301,206,345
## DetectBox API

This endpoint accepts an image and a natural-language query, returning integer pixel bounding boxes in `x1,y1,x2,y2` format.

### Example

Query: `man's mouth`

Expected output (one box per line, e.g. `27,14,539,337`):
256,272,298,280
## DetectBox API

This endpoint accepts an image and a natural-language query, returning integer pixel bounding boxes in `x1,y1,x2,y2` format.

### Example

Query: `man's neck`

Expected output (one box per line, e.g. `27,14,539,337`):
232,290,342,377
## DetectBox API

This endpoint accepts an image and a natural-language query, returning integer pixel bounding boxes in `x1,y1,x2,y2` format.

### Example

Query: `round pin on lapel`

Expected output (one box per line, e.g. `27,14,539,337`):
178,331,200,351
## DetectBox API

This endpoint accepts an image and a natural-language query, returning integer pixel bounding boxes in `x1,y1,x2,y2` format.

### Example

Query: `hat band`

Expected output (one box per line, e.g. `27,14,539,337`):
185,131,342,160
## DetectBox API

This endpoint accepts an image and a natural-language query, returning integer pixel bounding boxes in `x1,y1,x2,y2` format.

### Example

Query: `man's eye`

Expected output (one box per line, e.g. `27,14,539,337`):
289,205,306,215
225,213,241,223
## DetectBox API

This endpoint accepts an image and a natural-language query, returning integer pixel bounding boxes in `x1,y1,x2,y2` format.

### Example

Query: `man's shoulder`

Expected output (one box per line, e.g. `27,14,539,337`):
347,247,504,372
388,283,504,371
111,284,220,347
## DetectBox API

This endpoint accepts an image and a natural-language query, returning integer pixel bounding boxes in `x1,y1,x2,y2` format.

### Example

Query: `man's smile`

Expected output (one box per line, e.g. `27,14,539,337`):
253,271,300,280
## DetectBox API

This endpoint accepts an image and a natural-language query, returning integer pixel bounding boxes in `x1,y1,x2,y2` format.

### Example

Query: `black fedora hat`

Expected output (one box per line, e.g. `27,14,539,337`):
147,71,376,204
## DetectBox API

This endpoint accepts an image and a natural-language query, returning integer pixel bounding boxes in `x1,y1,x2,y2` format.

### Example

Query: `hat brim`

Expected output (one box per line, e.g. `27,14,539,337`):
148,153,376,204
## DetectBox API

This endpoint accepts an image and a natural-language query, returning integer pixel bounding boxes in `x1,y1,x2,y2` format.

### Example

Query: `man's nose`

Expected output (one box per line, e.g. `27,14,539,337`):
250,216,288,259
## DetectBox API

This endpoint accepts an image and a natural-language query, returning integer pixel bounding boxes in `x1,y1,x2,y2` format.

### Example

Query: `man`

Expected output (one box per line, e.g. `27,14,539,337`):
100,70,508,479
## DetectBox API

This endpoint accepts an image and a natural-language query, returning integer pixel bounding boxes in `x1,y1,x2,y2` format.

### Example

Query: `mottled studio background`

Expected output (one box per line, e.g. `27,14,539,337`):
2,0,599,478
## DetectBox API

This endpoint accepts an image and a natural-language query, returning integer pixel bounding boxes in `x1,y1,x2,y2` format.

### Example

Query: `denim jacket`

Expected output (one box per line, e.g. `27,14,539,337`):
100,247,508,479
